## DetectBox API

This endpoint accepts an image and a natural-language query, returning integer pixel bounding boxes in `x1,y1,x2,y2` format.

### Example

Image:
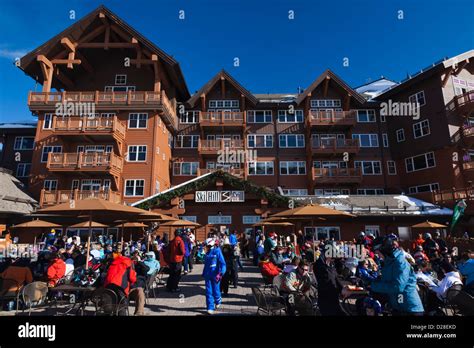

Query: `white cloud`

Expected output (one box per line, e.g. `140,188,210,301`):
0,48,27,60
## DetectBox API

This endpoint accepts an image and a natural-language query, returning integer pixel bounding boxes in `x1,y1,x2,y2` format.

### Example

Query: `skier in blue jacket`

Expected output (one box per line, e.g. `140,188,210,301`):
202,238,227,314
370,236,424,315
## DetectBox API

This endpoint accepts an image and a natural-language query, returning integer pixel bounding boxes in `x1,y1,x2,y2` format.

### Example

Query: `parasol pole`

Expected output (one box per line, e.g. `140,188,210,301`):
85,214,92,269
121,222,124,245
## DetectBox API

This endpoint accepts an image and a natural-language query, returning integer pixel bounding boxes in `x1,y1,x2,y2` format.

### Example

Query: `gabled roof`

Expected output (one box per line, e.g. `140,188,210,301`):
377,49,474,100
355,77,398,100
18,5,190,100
187,69,258,107
0,168,38,216
295,69,367,105
132,170,289,210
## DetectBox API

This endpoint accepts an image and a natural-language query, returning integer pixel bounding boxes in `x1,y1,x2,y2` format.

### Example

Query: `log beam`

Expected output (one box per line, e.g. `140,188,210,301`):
323,76,330,97
442,66,454,87
78,25,106,44
37,55,53,92
77,42,136,48
75,51,94,73
51,59,81,65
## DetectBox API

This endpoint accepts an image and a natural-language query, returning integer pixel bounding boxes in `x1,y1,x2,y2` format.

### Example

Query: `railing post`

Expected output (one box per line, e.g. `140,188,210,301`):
78,152,83,169
127,90,132,105
95,90,99,104
74,189,79,202
39,189,45,207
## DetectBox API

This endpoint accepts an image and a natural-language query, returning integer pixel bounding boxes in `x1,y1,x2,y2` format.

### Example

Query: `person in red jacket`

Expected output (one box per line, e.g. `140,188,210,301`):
104,255,145,315
259,253,281,282
166,229,186,292
46,252,66,287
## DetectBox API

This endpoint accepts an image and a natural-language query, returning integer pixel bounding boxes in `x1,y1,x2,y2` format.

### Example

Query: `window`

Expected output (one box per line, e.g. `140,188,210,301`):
43,114,52,129
408,91,426,107
278,110,304,123
104,86,135,92
413,119,430,139
279,134,305,148
180,111,199,124
310,99,341,108
127,145,147,162
396,129,405,142
14,137,35,150
243,215,261,224
387,160,397,175
173,162,199,176
352,134,379,147
248,161,274,175
175,135,199,148
71,180,79,190
124,179,145,196
16,163,31,178
247,110,272,123
44,180,58,191
357,188,384,195
81,179,102,191
405,152,436,173
354,161,382,175
356,110,376,123
279,161,306,175
115,74,127,85
247,134,273,148
282,189,308,196
179,216,197,223
208,215,232,224
306,226,340,241
382,133,389,147
128,113,148,129
380,114,386,122
41,146,62,162
365,226,380,237
408,183,440,194
208,100,239,108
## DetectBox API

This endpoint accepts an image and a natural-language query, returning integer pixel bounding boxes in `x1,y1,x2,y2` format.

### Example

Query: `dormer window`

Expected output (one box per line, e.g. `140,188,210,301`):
115,74,127,85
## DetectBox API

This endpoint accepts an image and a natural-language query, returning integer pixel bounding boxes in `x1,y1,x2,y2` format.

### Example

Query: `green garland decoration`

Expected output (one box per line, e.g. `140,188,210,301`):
136,170,292,210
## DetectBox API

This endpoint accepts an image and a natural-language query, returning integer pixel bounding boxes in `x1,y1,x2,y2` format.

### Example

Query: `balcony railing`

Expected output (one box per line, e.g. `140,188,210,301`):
199,139,244,153
47,152,123,173
309,110,356,126
200,111,244,126
451,126,474,144
312,167,362,183
311,138,359,153
463,161,474,171
51,115,125,138
28,90,177,129
40,189,122,207
446,91,474,115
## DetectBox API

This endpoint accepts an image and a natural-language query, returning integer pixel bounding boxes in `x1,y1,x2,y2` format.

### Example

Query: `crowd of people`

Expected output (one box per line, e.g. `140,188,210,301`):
0,226,473,316
256,229,474,316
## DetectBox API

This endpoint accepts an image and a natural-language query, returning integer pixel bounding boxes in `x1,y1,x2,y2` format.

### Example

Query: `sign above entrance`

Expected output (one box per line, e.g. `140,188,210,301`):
195,191,245,203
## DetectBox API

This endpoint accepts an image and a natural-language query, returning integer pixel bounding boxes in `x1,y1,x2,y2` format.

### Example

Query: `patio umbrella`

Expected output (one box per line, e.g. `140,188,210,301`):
69,221,108,228
114,212,175,244
37,199,149,268
11,219,62,245
411,220,447,228
114,222,147,228
160,219,201,235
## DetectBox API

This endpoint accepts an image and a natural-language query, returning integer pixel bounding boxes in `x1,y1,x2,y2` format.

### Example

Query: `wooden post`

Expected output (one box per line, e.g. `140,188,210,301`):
85,215,92,269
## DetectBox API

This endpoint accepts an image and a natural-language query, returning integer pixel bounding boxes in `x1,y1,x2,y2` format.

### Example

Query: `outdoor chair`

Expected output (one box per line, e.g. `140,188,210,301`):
17,281,48,316
91,287,124,316
0,278,21,310
251,287,286,316
144,271,158,303
442,284,464,316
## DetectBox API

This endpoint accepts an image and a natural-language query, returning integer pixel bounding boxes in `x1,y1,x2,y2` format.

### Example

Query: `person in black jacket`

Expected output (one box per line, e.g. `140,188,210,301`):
313,246,346,316
221,244,237,296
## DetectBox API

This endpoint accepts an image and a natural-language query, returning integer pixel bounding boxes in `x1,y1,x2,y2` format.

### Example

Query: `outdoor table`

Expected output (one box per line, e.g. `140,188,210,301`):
49,284,96,316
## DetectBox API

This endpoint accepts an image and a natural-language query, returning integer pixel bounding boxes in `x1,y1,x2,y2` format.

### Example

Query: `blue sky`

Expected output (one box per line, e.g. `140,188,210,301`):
0,0,473,123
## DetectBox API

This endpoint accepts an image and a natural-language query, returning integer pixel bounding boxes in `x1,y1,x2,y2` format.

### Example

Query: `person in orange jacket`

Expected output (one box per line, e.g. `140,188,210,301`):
259,253,281,282
46,252,66,287
0,258,33,293
412,234,425,251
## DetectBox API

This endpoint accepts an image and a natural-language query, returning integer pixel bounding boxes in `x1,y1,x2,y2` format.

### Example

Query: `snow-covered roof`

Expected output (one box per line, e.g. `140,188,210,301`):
290,194,452,216
253,93,297,103
0,122,37,129
355,78,398,100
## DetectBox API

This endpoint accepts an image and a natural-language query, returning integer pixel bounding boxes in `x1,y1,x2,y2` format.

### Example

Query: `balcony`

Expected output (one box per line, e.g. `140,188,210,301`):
433,187,474,206
312,167,362,184
311,138,359,155
27,89,178,130
199,139,244,155
463,161,474,171
446,91,474,117
199,111,244,128
51,115,125,143
309,110,356,128
47,152,123,176
198,167,245,178
451,126,474,147
40,189,122,207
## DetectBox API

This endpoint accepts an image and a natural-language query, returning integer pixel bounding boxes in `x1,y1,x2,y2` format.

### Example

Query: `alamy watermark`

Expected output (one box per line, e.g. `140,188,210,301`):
380,99,420,120
55,101,96,117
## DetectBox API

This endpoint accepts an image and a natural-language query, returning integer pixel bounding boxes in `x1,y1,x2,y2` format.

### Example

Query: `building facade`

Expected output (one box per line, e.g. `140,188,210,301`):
14,5,473,236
